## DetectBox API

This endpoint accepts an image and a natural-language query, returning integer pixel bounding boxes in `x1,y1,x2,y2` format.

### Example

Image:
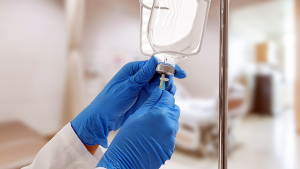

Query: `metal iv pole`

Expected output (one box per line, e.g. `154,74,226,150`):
218,0,229,169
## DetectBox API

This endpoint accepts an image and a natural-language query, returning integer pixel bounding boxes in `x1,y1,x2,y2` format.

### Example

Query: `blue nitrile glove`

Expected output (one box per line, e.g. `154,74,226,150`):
128,64,186,119
97,87,180,169
71,56,186,148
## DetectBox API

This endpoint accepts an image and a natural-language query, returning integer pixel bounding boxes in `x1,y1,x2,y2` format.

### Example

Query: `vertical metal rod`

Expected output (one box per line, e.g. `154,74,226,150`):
218,0,229,169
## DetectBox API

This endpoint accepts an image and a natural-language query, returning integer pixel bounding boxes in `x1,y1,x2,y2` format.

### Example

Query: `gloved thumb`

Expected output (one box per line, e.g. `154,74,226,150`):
130,56,158,87
134,87,162,117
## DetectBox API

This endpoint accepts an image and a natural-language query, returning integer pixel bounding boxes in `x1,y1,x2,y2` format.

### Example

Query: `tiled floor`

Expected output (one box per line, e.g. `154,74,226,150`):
106,110,300,169
162,110,300,169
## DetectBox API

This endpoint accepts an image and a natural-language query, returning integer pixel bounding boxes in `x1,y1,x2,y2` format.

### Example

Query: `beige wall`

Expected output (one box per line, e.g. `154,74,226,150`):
0,0,67,135
82,0,149,103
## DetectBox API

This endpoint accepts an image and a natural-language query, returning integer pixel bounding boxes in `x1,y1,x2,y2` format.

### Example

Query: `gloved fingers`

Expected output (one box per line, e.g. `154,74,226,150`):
171,104,181,121
122,61,146,75
163,75,174,91
156,90,175,108
97,155,113,168
135,87,162,116
171,146,176,156
163,104,180,123
148,75,161,91
130,56,158,87
174,65,187,79
146,74,172,92
151,75,176,95
169,122,179,154
150,73,160,82
145,91,175,124
174,121,179,134
167,83,177,96
122,56,157,75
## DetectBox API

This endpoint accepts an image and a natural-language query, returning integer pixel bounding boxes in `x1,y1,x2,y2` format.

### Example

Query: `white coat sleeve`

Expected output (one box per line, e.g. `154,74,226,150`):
22,123,106,169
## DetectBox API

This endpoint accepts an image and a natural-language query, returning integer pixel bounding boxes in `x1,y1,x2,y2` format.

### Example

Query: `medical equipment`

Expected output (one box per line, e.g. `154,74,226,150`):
219,1,229,169
140,0,230,168
175,82,247,156
139,0,210,89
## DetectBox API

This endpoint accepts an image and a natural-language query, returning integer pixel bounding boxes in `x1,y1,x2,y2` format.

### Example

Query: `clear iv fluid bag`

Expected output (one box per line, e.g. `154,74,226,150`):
142,0,210,65
149,0,200,52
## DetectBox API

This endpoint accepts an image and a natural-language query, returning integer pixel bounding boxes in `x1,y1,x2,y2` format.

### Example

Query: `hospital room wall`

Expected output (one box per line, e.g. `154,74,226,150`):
0,0,223,136
0,0,296,136
0,0,67,135
82,0,143,104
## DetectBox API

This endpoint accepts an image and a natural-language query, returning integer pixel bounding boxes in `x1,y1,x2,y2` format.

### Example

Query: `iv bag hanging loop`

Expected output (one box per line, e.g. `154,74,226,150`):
139,0,153,10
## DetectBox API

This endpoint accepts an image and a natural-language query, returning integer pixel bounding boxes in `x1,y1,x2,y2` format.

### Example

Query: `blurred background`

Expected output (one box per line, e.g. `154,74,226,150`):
0,0,299,168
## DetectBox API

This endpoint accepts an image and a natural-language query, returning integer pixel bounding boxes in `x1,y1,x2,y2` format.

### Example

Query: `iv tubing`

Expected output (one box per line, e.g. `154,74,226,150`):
159,74,168,90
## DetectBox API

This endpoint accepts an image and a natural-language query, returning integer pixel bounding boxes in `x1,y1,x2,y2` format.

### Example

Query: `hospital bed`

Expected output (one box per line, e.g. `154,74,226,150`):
175,82,247,156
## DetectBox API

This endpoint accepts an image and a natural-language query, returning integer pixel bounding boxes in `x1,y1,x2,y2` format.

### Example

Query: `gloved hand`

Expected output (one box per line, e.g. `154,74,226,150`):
97,87,180,169
127,63,185,122
71,56,186,148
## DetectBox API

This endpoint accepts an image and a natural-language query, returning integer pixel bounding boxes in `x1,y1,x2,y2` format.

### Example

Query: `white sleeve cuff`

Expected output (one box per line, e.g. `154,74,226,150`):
22,123,105,169
60,123,104,167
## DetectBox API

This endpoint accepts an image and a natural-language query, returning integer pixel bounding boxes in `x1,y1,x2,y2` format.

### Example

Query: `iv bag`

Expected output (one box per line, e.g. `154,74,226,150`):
140,0,211,65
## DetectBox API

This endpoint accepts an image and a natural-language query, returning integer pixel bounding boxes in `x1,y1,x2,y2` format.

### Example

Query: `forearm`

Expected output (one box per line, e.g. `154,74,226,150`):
85,144,100,155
